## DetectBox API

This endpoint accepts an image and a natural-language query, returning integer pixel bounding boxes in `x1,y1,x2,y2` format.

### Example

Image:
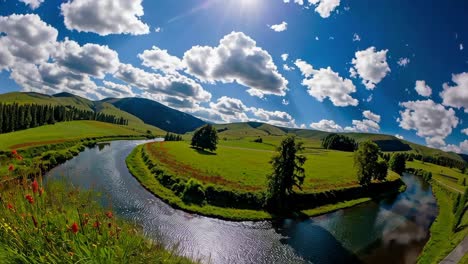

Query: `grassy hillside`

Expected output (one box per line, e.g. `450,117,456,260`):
104,97,205,134
0,92,165,135
407,160,466,193
211,122,466,163
0,120,148,150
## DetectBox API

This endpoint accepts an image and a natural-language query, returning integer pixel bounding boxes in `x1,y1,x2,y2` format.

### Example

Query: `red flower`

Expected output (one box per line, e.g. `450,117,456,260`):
11,150,17,156
32,179,39,194
93,221,100,229
8,164,14,171
70,222,79,234
7,203,14,210
38,188,44,196
105,211,113,219
25,194,34,204
16,155,23,161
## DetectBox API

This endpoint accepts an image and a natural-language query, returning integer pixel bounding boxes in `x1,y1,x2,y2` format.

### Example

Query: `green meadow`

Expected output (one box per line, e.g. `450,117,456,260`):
0,120,162,150
126,138,403,220
407,160,466,193
146,140,400,193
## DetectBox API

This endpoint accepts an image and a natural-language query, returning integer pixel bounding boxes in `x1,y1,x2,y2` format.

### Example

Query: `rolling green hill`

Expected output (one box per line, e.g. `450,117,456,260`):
211,122,466,163
0,120,147,150
103,97,205,134
1,92,465,164
0,92,165,135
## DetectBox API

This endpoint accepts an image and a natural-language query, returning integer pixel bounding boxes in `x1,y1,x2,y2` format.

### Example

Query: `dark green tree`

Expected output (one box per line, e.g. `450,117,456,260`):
389,153,406,175
321,133,357,152
265,136,306,211
191,124,218,152
375,160,389,181
354,141,384,185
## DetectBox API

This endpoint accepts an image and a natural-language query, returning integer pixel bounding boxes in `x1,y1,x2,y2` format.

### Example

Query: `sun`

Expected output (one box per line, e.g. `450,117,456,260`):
238,0,262,10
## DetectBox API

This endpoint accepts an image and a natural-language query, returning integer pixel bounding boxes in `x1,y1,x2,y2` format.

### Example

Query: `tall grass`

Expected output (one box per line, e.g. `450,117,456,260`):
0,152,194,263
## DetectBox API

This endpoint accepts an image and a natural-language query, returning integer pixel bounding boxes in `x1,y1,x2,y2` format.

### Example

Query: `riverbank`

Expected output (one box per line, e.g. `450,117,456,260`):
126,143,405,221
417,180,467,264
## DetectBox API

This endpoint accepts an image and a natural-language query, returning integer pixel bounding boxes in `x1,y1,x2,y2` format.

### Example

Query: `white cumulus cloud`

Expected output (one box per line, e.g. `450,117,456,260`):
183,32,288,98
414,80,432,97
61,0,150,36
310,119,343,132
270,21,288,32
350,46,391,90
138,46,184,74
398,100,459,149
296,59,358,107
440,72,468,113
18,0,44,9
363,110,381,123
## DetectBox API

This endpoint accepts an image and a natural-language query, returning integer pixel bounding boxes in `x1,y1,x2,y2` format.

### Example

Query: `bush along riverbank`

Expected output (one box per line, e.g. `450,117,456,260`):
126,143,405,221
0,152,195,263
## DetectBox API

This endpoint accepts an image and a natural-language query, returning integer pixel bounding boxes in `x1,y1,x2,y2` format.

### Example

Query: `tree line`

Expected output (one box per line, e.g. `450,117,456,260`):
321,133,358,152
164,132,183,141
0,103,128,134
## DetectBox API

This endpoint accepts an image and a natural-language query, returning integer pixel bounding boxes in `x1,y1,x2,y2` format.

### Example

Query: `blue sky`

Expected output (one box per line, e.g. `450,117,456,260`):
0,0,467,153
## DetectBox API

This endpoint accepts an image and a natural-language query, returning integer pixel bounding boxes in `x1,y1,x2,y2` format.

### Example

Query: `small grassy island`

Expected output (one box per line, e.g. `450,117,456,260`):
127,126,404,221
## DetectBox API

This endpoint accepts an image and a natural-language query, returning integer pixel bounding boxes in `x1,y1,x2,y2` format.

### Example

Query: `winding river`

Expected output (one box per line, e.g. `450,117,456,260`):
46,140,438,264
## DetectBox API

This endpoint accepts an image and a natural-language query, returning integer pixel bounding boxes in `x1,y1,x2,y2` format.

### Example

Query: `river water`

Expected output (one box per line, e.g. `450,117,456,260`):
46,140,438,264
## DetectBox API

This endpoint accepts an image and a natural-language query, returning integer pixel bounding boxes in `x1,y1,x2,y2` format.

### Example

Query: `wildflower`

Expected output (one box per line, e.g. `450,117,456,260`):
16,155,23,161
7,203,14,211
105,211,113,219
38,188,44,196
32,179,39,194
93,221,100,229
11,150,17,156
70,222,79,234
25,194,34,204
8,164,14,171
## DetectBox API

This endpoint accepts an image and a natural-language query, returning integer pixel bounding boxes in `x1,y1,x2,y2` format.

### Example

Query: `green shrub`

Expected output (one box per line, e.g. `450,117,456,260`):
180,179,206,205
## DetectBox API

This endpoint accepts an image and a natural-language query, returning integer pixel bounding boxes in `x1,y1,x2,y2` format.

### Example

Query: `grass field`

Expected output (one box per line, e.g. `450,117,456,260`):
0,121,162,150
146,140,400,193
417,183,468,264
407,160,466,193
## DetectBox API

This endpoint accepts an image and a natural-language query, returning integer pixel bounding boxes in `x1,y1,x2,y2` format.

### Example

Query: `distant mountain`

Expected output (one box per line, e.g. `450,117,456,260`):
103,97,206,134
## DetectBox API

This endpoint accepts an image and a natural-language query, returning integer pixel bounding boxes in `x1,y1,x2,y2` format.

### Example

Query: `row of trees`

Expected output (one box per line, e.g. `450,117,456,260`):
0,103,128,134
321,134,357,152
164,132,183,141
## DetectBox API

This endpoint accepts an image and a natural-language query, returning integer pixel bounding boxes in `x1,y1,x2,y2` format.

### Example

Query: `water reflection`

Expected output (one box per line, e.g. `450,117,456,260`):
46,141,438,264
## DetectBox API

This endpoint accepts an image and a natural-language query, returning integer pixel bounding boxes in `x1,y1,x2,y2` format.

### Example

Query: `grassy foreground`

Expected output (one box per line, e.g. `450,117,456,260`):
0,176,193,263
126,141,403,220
